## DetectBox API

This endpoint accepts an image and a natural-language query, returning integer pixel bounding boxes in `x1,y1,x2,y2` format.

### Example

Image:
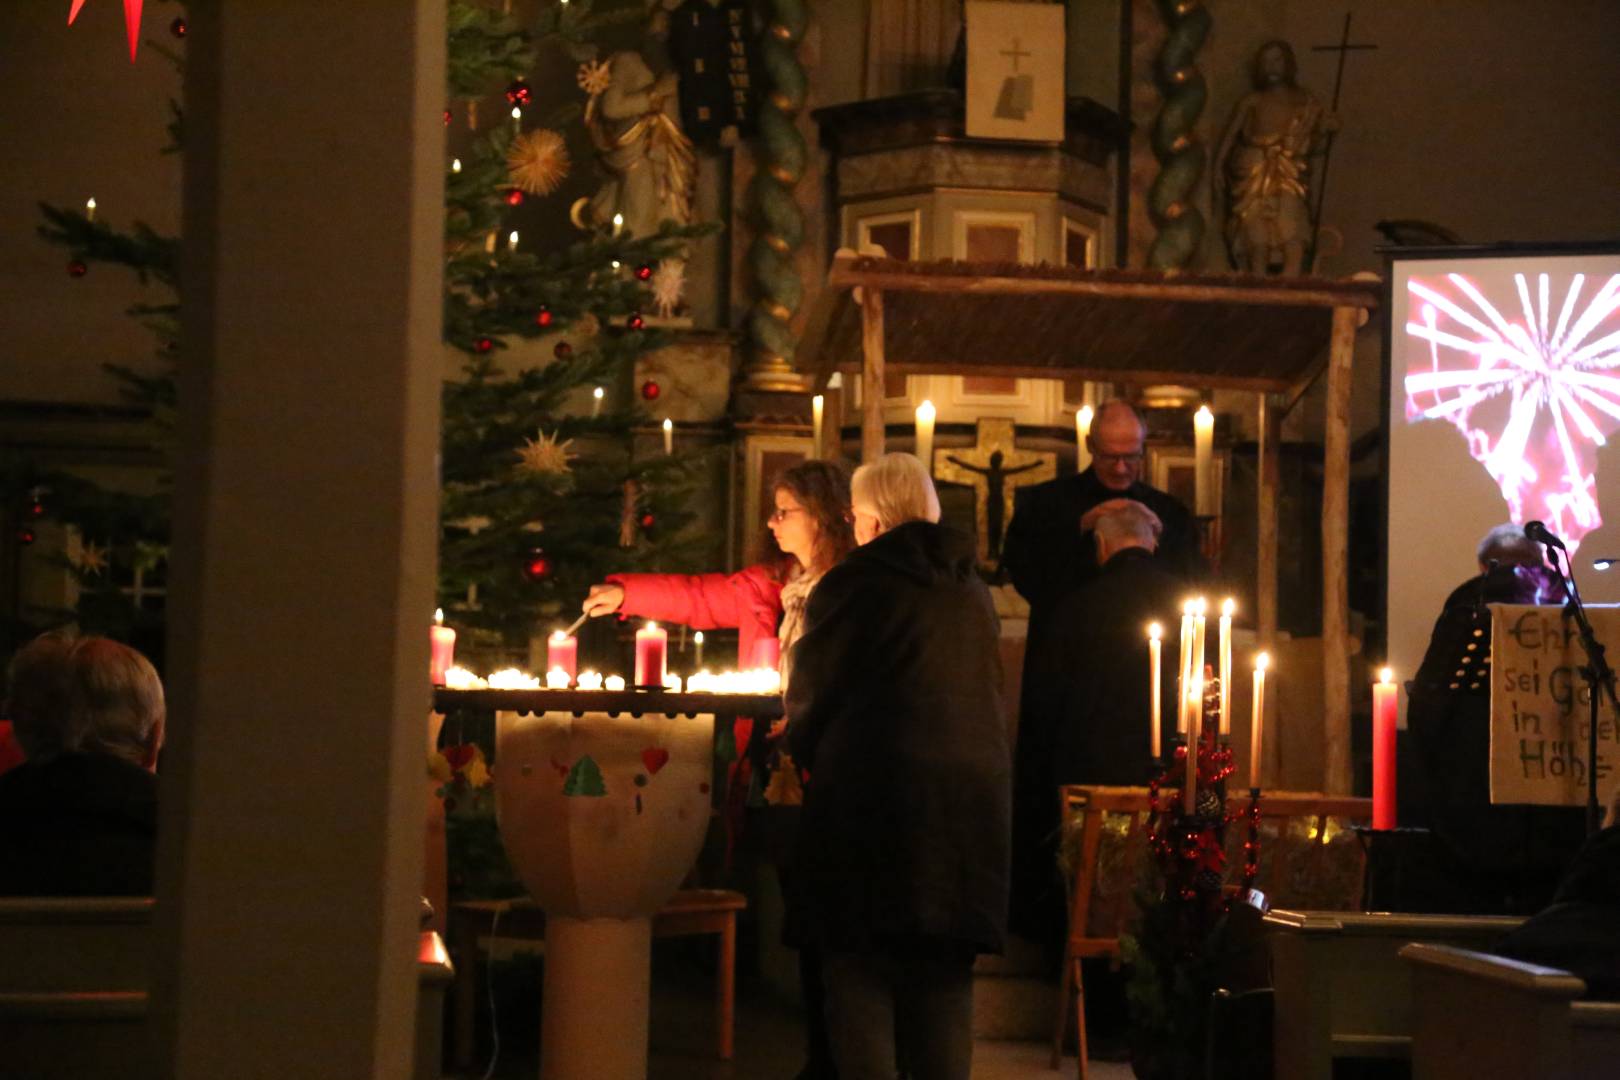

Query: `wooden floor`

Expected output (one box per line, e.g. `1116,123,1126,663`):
447,961,1133,1079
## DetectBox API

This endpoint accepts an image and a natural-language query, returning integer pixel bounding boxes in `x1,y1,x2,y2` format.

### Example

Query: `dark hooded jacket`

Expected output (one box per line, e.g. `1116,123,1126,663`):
786,521,1010,955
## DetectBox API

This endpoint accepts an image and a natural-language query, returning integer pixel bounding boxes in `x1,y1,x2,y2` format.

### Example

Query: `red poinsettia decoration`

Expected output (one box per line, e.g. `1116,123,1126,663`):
68,0,145,63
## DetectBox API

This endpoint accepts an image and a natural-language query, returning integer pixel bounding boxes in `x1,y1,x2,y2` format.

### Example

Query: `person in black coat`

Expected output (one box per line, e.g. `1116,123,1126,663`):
787,453,1009,1080
1010,502,1184,949
1001,399,1201,638
0,632,164,897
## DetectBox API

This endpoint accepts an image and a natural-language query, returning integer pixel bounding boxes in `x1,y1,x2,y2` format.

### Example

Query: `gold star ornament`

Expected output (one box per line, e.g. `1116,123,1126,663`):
515,430,576,477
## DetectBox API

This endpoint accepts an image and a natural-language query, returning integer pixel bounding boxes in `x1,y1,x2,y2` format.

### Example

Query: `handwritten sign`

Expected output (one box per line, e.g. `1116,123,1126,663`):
1490,604,1620,806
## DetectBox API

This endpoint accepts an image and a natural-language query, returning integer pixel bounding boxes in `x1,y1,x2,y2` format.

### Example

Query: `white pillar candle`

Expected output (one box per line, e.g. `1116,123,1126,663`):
1250,653,1269,789
914,400,936,474
1148,623,1163,759
662,417,673,455
1194,404,1215,515
812,394,824,458
1075,405,1093,473
1218,598,1234,735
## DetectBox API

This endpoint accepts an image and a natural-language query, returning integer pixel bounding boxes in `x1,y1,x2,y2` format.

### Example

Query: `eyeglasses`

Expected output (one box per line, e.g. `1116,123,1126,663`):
768,506,804,524
1093,452,1144,467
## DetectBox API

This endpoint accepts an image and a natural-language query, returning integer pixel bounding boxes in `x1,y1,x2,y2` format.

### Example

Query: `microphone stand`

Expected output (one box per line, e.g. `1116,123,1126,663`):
1543,541,1620,835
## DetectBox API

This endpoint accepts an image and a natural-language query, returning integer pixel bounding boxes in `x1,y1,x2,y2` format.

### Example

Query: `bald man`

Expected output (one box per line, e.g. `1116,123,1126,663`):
1003,399,1201,633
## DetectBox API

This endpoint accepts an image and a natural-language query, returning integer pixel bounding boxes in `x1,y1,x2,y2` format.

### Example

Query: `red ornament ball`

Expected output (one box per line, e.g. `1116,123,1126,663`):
170,16,187,38
523,549,553,582
535,306,553,328
443,108,452,127
640,380,661,401
639,512,656,530
67,260,87,278
28,502,46,519
635,264,654,281
554,341,573,360
16,528,35,546
628,313,645,331
504,80,533,107
475,337,494,354
505,188,524,206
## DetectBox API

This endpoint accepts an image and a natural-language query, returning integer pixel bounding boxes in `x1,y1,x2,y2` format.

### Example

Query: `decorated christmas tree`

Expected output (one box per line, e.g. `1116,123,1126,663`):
21,0,712,660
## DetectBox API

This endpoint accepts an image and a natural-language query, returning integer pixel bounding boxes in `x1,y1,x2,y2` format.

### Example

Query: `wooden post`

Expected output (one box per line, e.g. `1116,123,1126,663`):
1257,392,1280,646
1322,306,1358,794
861,288,886,463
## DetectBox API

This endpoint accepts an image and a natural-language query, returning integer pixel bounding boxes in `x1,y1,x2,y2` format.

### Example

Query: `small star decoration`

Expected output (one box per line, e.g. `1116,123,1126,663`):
515,430,576,477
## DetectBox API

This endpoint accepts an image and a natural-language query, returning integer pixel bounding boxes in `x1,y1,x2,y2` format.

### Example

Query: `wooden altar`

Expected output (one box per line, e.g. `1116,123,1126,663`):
798,254,1382,792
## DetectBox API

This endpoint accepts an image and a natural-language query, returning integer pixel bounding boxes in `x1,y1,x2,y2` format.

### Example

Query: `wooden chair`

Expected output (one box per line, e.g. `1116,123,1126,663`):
0,897,453,1080
447,887,747,1070
1400,942,1620,1080
1049,785,1372,1079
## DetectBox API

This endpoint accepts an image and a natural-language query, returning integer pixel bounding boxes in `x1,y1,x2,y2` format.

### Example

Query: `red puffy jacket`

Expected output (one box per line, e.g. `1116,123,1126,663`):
606,563,783,670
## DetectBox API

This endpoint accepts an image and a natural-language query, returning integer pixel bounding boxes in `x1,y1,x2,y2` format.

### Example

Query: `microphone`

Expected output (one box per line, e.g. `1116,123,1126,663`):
1524,520,1566,550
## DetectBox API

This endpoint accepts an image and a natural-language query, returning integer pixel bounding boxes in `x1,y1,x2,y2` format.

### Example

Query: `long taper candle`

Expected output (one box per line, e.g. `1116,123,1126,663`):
1373,666,1398,829
1184,674,1202,815
1250,653,1269,788
1191,597,1208,702
1194,404,1215,515
662,417,673,455
914,400,936,473
1178,600,1195,733
1148,623,1163,758
1218,598,1234,735
812,394,824,458
592,386,604,418
1075,405,1094,473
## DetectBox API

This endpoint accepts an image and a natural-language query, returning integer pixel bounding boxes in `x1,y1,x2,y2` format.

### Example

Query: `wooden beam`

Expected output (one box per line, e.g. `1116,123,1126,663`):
861,289,886,463
826,259,1382,310
1322,306,1358,794
834,360,1292,395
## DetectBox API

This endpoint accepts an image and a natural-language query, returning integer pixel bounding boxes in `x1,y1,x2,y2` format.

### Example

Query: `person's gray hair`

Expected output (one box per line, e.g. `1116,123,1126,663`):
851,453,941,529
4,633,164,765
1476,523,1542,569
1094,501,1160,551
1092,399,1146,438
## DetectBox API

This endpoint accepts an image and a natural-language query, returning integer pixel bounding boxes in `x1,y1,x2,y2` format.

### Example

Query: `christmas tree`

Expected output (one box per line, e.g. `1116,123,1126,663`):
21,0,713,661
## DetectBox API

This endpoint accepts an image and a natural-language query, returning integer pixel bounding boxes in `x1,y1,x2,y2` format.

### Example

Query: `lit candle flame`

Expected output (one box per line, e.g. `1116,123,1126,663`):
1194,597,1208,616
1222,598,1235,617
85,196,97,221
1256,652,1271,672
550,629,569,642
508,230,519,252
450,158,462,174
593,386,604,400
645,620,658,631
1379,666,1394,685
1148,622,1162,640
1183,599,1196,616
511,105,522,122
434,608,444,625
1078,404,1093,426
694,631,704,644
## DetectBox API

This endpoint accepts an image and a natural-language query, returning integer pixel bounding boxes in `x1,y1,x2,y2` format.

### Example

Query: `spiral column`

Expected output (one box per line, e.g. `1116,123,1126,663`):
1147,0,1211,270
741,0,811,391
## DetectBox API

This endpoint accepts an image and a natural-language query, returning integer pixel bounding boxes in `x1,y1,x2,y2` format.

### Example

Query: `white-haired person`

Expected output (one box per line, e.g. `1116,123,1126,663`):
785,453,1010,1080
0,632,165,896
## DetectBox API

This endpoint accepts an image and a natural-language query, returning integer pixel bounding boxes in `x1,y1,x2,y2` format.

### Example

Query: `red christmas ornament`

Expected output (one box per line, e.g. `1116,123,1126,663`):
443,108,452,127
554,341,573,360
170,16,186,37
16,528,35,546
640,379,661,401
628,313,645,331
474,337,494,354
636,264,654,281
504,80,533,107
28,502,46,519
505,188,524,206
639,512,656,530
535,306,553,328
67,260,87,278
523,548,553,582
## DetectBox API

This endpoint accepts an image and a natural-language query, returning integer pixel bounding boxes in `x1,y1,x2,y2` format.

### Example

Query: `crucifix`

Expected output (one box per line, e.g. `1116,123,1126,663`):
1000,37,1030,72
933,417,1054,573
1308,12,1378,258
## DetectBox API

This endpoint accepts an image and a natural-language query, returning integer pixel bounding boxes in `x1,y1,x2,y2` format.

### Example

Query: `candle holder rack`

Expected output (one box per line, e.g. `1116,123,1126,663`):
433,686,785,719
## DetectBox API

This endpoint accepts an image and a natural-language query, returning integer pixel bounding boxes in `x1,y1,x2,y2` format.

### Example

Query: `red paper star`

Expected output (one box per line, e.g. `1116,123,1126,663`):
68,0,145,62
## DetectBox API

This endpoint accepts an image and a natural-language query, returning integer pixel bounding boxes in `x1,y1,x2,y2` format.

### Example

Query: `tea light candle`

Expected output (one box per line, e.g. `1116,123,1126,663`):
605,674,626,692
577,670,604,690
663,673,682,693
546,668,571,690
547,630,578,683
634,621,668,687
430,609,456,686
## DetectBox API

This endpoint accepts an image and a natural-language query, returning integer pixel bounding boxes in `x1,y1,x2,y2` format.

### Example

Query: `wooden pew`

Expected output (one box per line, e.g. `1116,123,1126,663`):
1400,943,1620,1080
1266,910,1524,1080
0,897,453,1080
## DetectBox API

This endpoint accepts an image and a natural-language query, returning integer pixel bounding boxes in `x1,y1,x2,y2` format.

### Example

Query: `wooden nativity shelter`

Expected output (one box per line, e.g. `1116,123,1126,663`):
799,254,1382,794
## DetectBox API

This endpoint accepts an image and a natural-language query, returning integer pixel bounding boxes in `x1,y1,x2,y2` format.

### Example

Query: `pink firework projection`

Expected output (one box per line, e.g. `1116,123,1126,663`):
1404,270,1620,552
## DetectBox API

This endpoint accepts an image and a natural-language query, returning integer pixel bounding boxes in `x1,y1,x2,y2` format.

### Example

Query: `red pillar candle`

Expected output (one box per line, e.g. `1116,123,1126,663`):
1373,667,1398,830
430,608,456,686
547,630,578,683
751,636,781,672
634,621,668,688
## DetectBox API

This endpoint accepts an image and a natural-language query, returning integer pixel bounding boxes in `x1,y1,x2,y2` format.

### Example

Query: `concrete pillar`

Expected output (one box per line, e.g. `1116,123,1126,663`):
153,3,446,1078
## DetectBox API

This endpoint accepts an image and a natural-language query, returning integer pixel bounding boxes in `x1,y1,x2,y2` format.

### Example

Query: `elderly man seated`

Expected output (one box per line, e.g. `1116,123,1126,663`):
0,632,165,896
